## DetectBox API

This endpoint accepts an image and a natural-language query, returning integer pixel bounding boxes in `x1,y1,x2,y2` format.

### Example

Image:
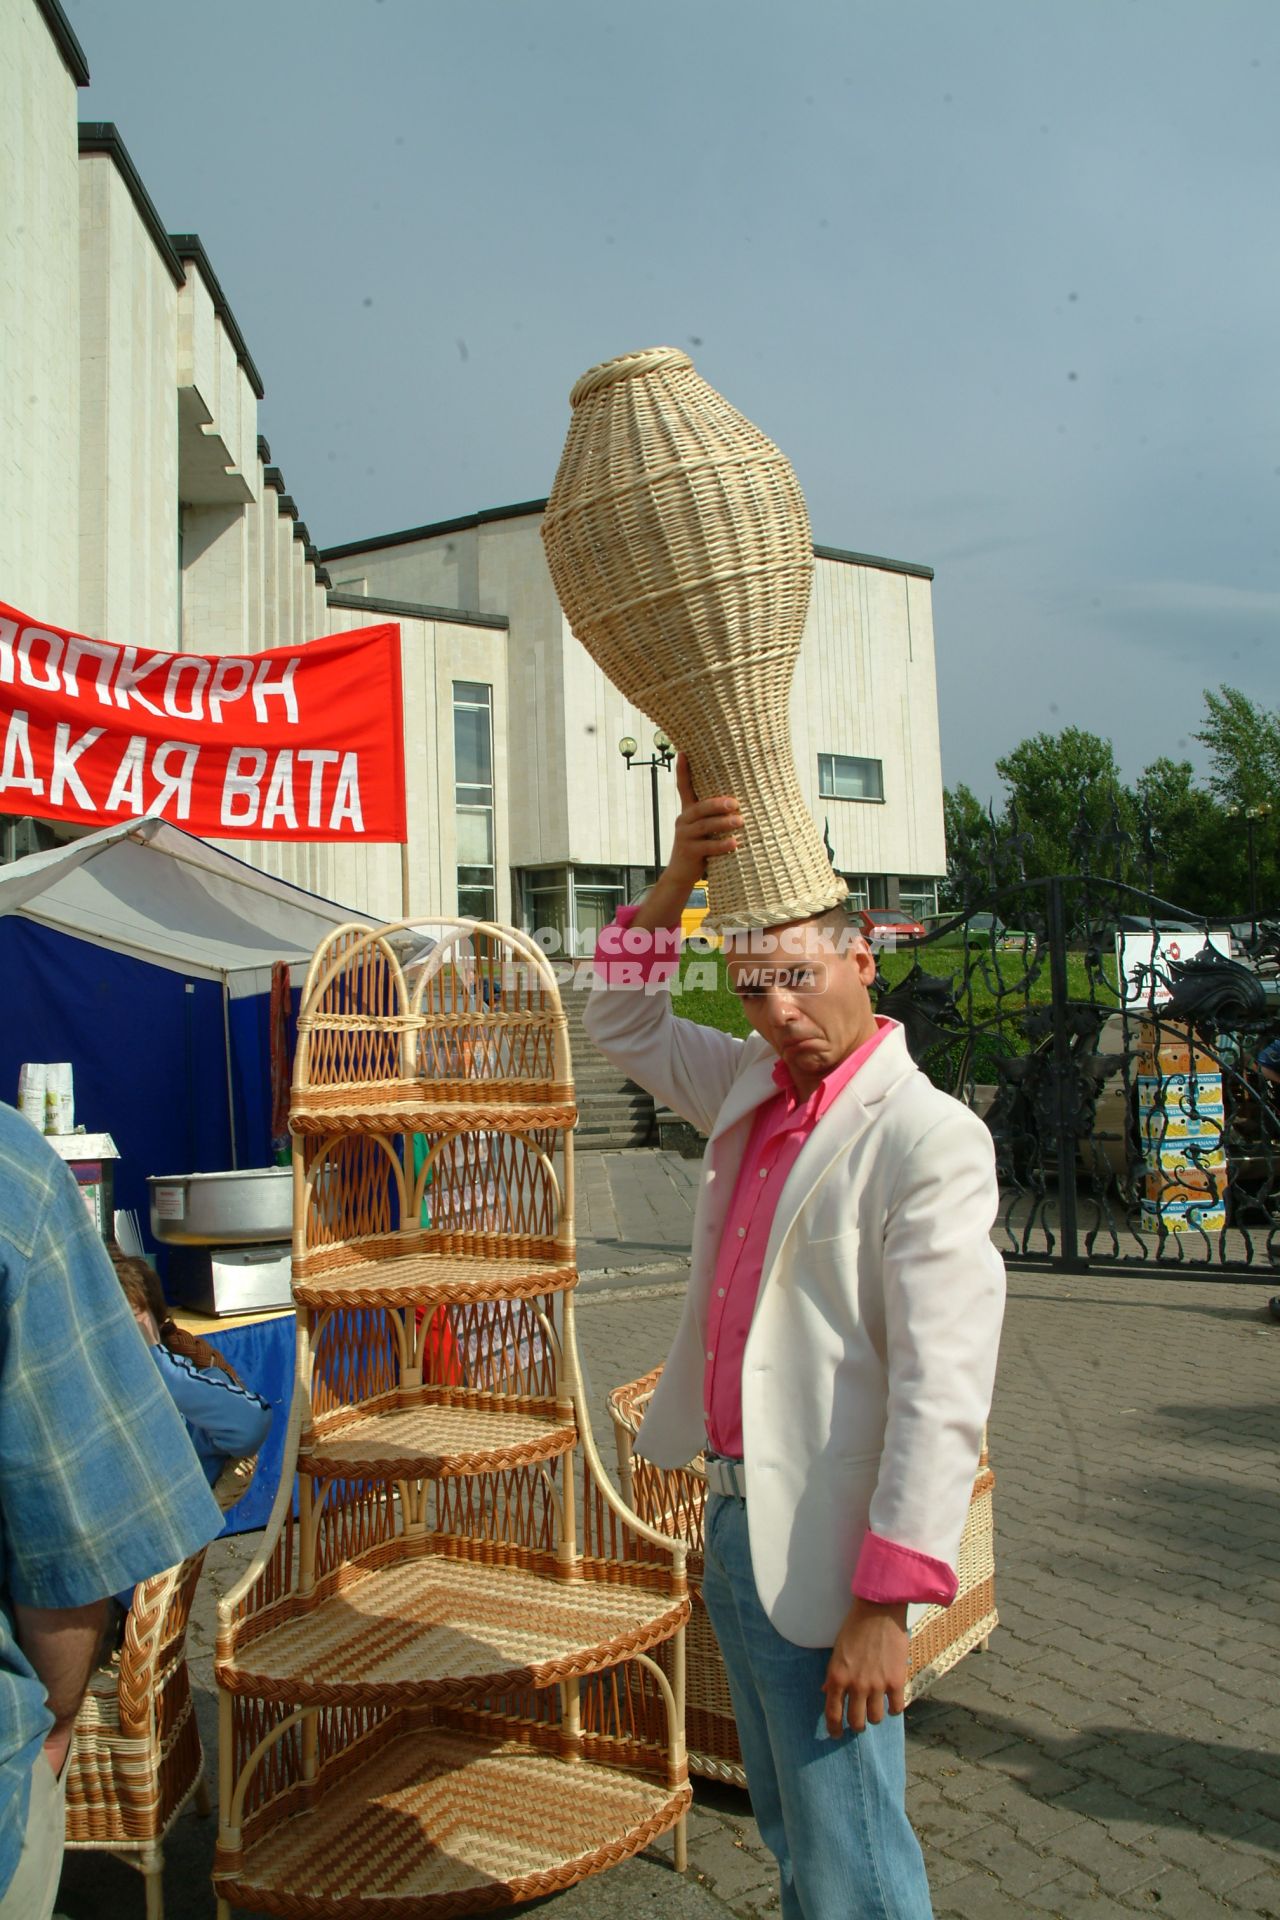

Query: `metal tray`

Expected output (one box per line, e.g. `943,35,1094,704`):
148,1166,292,1246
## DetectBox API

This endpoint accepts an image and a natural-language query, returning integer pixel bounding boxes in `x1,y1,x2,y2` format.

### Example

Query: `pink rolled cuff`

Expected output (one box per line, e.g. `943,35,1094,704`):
852,1531,958,1607
591,903,681,987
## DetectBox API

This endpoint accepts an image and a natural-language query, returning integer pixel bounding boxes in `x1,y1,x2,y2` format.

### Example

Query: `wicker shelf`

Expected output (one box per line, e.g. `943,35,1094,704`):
219,1549,687,1709
214,1724,689,1919
300,1403,578,1481
290,1091,577,1136
216,920,689,1920
293,1249,577,1310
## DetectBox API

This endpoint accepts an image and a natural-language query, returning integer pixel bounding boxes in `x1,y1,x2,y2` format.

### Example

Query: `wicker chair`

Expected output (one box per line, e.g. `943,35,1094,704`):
609,1369,997,1788
63,1455,259,1920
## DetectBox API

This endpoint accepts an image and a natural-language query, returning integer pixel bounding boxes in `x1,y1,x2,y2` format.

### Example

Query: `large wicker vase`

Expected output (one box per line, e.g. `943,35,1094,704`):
542,347,847,932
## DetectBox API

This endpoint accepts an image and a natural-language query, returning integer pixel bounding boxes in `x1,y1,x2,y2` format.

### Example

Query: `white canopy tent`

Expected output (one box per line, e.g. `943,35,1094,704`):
0,818,360,1182
0,816,357,996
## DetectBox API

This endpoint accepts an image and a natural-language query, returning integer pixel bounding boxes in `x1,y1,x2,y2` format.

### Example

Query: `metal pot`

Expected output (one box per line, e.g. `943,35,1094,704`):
147,1167,292,1246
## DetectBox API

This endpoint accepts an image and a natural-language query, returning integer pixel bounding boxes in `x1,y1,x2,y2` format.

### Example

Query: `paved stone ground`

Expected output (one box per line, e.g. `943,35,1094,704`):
574,1146,700,1275
55,1152,1280,1919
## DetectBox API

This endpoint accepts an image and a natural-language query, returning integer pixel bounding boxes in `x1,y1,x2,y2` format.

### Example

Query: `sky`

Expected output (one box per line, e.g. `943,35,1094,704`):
76,0,1279,808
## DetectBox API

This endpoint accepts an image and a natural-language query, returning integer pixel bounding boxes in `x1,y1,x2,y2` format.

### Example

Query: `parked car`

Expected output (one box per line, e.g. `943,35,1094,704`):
856,907,926,948
961,912,1034,951
682,882,718,945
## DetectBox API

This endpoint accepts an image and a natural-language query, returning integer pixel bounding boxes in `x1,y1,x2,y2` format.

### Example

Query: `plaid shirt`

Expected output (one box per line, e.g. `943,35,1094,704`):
0,1104,222,1897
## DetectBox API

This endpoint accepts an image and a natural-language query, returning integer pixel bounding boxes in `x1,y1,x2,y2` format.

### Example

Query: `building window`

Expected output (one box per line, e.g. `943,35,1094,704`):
898,875,940,920
818,753,884,803
520,868,570,954
571,866,628,957
454,680,495,920
838,873,871,910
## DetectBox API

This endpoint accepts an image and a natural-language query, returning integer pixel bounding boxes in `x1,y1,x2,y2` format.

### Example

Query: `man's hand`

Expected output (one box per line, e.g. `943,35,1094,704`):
13,1599,110,1773
628,752,743,935
822,1596,909,1737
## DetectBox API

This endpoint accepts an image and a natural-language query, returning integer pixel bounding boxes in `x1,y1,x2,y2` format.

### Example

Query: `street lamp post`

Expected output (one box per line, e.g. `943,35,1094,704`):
1247,804,1271,945
1230,803,1272,946
619,732,675,877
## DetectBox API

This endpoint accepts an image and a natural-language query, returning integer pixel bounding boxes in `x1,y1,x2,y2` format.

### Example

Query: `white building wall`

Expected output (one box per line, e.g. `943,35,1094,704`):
77,153,181,648
259,487,281,655
243,463,267,655
0,2,81,627
327,531,467,610
175,265,255,502
793,557,947,882
290,537,307,646
474,515,570,872
180,503,251,652
555,608,683,871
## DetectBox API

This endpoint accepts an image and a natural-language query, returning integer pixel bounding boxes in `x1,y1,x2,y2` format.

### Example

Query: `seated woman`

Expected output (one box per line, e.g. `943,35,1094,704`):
108,1247,273,1486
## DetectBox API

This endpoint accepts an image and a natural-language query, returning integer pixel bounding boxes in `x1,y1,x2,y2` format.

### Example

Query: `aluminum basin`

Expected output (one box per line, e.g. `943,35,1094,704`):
148,1167,292,1246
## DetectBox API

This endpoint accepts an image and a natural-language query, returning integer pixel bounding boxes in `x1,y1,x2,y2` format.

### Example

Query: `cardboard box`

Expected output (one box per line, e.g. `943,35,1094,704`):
45,1132,119,1238
1141,1196,1227,1234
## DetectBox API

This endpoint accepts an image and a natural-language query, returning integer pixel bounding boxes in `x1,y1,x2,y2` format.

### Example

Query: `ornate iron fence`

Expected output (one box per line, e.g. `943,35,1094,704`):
874,849,1280,1279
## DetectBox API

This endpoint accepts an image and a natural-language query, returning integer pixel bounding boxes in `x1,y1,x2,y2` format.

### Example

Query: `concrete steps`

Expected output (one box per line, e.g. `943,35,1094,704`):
561,978,655,1151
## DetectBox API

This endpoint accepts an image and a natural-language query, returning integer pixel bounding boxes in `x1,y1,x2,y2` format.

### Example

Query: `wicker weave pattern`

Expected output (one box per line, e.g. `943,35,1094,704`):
216,1726,690,1918
65,1459,260,1912
609,1368,998,1786
64,1554,207,1849
219,1556,687,1704
542,348,846,932
292,1247,576,1309
300,1404,577,1481
216,918,692,1917
294,922,574,1123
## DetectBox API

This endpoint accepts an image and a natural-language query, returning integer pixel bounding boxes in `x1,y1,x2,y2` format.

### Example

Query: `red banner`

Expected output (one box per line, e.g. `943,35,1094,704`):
0,602,406,842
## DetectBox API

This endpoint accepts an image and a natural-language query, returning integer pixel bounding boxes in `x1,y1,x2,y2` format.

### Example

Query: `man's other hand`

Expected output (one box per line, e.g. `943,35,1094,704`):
627,753,742,935
670,752,742,890
822,1596,909,1736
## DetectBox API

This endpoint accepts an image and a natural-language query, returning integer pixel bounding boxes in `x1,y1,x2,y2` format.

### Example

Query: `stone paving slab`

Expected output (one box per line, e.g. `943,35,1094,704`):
574,1147,700,1274
54,1147,1280,1918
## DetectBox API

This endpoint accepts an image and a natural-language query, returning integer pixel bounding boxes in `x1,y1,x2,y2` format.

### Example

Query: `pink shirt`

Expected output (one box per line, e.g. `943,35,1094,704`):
594,908,957,1608
703,1026,892,1459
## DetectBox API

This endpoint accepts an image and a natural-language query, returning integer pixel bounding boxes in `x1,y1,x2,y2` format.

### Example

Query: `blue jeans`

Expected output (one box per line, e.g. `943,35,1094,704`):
701,1492,933,1920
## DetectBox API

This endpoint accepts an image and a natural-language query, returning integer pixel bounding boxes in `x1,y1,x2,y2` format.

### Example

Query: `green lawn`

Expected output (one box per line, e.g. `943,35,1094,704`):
672,939,1122,1090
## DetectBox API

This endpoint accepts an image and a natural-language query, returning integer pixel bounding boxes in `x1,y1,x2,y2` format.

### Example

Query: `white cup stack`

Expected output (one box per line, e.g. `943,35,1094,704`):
16,1063,47,1131
15,1062,75,1134
45,1062,75,1135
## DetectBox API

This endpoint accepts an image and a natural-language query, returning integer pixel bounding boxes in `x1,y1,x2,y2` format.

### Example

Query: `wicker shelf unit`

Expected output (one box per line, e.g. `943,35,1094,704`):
214,921,691,1920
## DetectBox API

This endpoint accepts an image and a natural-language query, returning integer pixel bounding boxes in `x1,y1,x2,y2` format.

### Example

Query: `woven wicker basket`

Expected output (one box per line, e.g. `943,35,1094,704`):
64,1458,258,1917
609,1368,997,1788
542,347,847,932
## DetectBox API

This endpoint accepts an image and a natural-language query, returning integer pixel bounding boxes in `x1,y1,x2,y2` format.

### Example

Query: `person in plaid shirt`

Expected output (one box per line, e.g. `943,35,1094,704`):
0,1103,223,1920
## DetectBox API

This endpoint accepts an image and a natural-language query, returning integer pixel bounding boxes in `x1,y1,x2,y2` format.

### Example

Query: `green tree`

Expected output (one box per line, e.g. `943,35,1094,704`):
940,781,996,906
995,727,1134,878
1195,687,1280,812
1190,690,1280,920
1132,757,1240,915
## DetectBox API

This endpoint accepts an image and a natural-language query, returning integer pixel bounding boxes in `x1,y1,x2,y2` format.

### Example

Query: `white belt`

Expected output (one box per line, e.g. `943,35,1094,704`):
703,1454,748,1499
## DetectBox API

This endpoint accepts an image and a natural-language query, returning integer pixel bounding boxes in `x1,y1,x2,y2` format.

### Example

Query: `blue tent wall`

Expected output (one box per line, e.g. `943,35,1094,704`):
226,985,298,1169
0,916,273,1230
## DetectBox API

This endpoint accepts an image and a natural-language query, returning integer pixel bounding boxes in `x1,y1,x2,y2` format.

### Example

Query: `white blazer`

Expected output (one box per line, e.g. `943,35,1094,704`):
583,974,1006,1647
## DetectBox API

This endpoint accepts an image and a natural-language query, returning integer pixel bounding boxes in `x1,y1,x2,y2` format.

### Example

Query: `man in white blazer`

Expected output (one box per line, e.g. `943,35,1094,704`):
584,760,1005,1920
